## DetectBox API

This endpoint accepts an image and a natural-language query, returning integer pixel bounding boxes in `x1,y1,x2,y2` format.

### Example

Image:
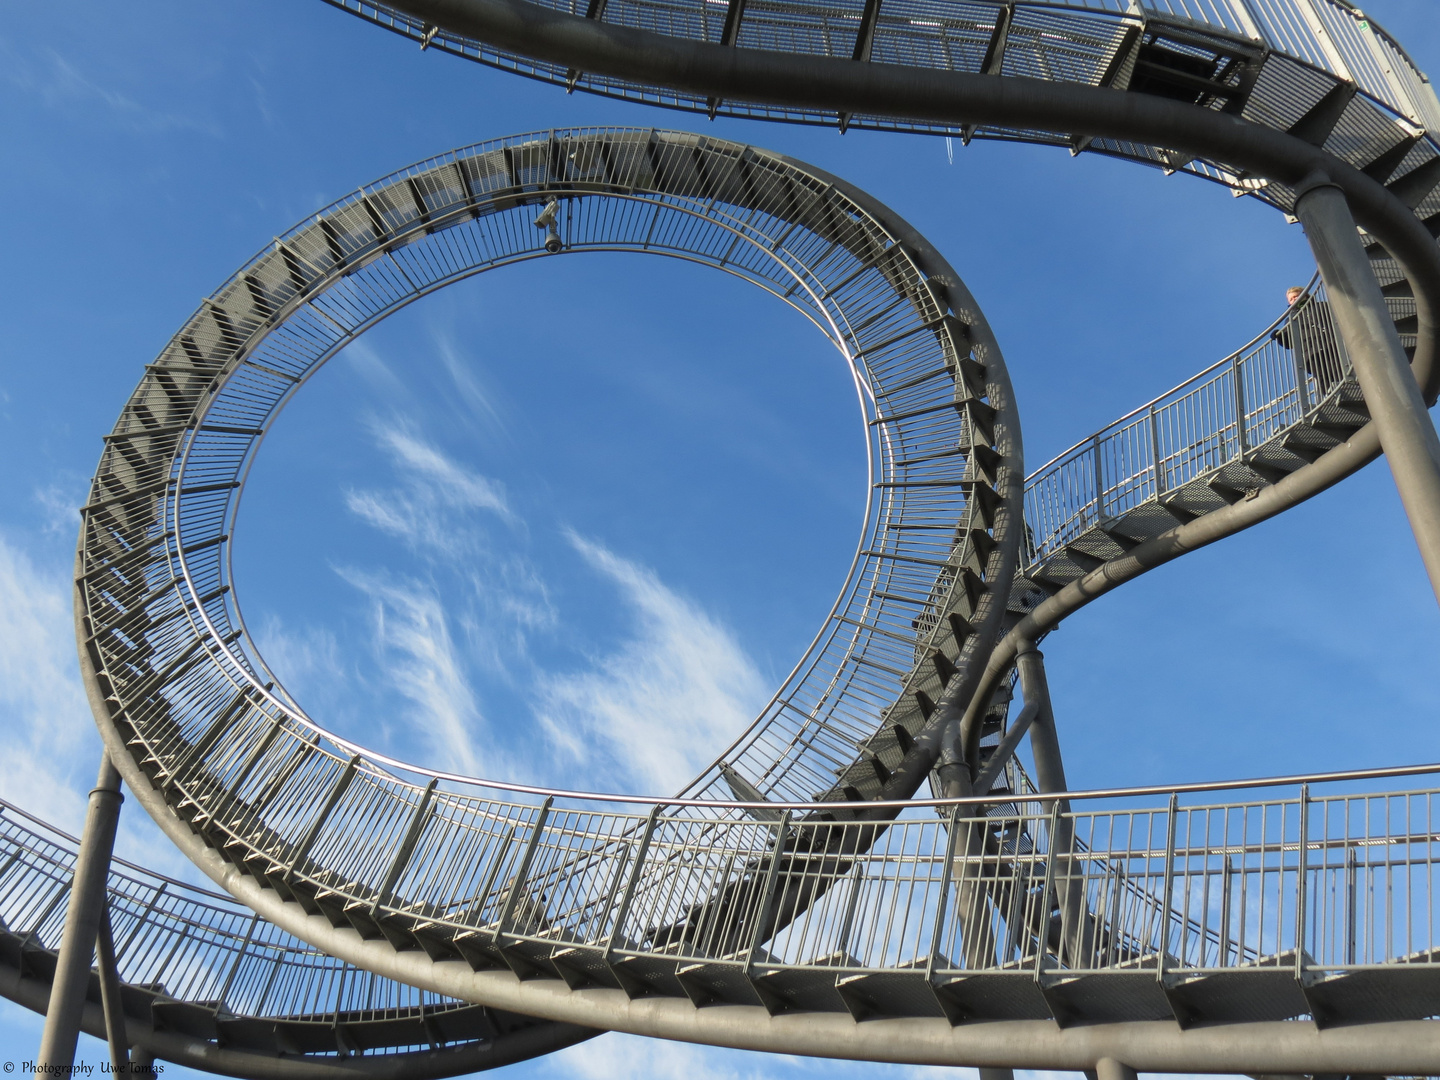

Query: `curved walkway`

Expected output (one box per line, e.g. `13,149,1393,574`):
0,798,591,1078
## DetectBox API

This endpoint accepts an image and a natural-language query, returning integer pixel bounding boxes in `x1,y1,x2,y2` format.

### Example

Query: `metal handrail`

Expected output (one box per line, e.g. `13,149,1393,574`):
1021,275,1353,570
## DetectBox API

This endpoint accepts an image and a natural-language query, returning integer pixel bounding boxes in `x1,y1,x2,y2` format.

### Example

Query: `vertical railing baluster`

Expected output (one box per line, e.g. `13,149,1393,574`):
1346,843,1357,967
496,797,553,941
370,777,438,917
1219,853,1233,967
216,913,259,1015
603,805,661,962
744,810,792,974
1296,784,1310,980
1034,801,1062,984
1428,792,1435,963
1292,306,1312,412
1233,355,1248,455
835,867,865,965
1091,435,1105,522
1106,862,1125,969
1157,794,1179,986
1149,404,1164,497
926,803,964,977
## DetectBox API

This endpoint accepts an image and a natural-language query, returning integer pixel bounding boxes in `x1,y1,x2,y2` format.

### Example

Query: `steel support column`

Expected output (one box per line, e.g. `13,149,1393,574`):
1016,647,1092,967
1094,1058,1138,1080
128,1047,157,1080
1016,648,1067,798
934,719,994,967
96,908,129,1072
1294,179,1440,606
37,754,123,1069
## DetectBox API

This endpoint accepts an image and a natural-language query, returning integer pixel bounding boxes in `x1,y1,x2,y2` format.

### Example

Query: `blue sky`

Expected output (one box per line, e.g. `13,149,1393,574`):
2,2,1439,1077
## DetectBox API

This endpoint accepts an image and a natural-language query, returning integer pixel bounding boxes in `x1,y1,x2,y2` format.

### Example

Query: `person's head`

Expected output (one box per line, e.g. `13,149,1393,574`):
1286,286,1305,306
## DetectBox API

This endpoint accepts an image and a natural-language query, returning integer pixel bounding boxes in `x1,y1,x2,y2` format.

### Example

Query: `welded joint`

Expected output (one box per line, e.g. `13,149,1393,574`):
1291,170,1341,207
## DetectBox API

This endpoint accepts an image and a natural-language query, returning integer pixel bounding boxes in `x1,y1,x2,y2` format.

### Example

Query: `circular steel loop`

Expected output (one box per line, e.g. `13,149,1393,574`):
80,128,1021,819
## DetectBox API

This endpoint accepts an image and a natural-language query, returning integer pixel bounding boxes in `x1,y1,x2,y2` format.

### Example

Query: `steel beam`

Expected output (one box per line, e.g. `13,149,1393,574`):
1,954,595,1079
1293,178,1440,607
128,1048,156,1080
972,691,1039,795
37,754,123,1069
959,415,1394,747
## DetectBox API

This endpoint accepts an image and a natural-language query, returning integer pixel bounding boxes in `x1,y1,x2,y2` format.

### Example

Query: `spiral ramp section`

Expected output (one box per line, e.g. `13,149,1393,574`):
22,0,1440,1074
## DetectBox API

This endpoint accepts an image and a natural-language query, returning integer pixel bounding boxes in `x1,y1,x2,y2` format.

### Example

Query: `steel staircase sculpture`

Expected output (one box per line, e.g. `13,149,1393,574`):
57,112,1440,1073
34,0,1440,1073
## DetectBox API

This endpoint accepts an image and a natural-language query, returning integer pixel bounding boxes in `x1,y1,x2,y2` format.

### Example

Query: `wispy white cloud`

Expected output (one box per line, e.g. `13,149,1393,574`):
336,416,763,795
251,615,346,709
344,420,515,557
540,1035,1155,1080
433,331,507,435
542,1034,795,1080
0,532,93,832
0,527,210,883
33,477,86,537
341,339,410,402
378,423,513,517
336,567,488,778
537,533,766,793
0,42,220,136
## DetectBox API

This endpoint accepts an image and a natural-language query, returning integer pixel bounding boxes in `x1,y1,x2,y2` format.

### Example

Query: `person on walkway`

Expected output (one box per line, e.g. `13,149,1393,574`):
1274,285,1345,394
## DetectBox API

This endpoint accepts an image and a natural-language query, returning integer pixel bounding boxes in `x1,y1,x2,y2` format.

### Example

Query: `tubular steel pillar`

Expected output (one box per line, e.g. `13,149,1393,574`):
129,1046,158,1080
934,719,995,968
96,908,130,1071
1094,1058,1139,1080
37,754,124,1069
1016,647,1093,967
1294,179,1440,607
1015,648,1068,798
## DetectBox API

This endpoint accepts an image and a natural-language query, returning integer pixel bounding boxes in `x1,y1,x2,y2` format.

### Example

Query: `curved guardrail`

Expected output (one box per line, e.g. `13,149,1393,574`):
0,799,591,1077
1016,277,1357,592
